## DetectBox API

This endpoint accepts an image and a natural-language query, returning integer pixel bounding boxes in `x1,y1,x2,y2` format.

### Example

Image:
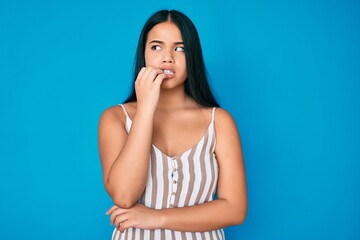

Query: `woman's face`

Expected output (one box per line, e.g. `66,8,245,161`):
144,21,187,89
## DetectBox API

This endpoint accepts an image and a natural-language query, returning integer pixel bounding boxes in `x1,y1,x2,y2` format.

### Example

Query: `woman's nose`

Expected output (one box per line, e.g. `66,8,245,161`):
162,49,174,63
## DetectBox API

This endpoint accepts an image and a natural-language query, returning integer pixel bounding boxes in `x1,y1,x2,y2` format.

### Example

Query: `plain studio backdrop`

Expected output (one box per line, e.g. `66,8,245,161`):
0,0,359,239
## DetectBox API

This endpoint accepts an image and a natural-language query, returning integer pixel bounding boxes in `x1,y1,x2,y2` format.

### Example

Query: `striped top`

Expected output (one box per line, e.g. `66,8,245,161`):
112,104,224,240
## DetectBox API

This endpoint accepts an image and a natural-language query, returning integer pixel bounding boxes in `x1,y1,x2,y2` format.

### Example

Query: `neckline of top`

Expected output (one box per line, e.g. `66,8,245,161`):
152,121,214,159
118,104,215,158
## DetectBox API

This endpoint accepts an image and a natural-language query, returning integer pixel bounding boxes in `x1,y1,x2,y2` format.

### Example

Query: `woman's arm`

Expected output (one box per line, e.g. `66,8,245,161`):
108,108,247,232
98,67,165,208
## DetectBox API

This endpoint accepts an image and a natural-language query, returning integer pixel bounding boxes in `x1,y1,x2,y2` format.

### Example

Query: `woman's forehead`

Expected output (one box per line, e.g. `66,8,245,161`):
147,22,183,43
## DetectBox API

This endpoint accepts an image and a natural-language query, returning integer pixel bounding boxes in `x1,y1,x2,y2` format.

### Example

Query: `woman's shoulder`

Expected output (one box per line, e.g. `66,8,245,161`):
99,102,136,128
100,105,121,121
214,107,234,121
101,102,136,116
213,107,238,130
196,106,236,127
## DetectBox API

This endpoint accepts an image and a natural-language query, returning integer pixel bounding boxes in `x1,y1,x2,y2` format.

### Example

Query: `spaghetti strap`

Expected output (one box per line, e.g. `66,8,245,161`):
118,104,130,120
211,107,216,122
118,104,132,133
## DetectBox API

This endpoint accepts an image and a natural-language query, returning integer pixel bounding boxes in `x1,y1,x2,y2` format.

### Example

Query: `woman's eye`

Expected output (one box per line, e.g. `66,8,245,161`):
175,46,185,52
151,45,161,50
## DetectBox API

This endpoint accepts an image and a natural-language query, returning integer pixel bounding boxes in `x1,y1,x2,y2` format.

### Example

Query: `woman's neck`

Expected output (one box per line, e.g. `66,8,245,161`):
156,87,191,112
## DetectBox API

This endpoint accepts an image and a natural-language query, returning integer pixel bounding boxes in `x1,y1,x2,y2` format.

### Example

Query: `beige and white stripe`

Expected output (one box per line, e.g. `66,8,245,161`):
112,104,225,240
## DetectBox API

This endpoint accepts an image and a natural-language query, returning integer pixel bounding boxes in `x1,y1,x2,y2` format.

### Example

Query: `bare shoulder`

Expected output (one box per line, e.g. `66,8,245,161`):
99,102,138,130
198,106,215,122
99,105,124,125
213,107,241,148
213,107,243,162
214,108,238,127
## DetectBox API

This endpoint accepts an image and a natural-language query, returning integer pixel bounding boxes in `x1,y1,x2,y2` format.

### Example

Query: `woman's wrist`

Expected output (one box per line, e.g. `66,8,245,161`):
154,209,167,229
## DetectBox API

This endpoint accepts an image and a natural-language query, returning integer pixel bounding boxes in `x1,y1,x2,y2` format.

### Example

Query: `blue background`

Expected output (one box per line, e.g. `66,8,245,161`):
1,0,359,239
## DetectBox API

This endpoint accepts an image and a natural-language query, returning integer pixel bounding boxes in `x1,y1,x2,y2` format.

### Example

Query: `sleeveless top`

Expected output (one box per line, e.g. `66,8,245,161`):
112,104,225,240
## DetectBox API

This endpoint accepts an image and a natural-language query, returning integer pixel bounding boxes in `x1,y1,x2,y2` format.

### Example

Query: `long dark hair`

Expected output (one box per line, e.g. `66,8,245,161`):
124,10,220,107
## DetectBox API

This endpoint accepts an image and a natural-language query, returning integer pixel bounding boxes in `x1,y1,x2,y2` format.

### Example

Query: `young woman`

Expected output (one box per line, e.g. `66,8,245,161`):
98,10,247,240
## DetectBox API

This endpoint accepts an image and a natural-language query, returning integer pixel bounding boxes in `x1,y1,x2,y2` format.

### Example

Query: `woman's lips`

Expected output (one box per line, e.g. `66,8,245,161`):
162,69,175,79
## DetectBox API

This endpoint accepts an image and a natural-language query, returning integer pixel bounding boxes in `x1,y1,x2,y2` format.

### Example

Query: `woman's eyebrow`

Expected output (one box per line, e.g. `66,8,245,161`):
148,40,184,45
149,40,163,44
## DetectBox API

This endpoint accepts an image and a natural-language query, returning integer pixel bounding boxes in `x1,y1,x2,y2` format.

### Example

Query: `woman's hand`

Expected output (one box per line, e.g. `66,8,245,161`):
135,66,165,114
106,203,162,233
